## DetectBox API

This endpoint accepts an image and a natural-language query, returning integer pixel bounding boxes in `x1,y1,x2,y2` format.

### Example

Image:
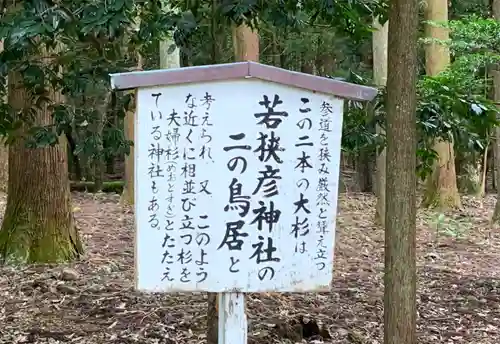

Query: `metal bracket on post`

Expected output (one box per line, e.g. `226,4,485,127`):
218,292,247,344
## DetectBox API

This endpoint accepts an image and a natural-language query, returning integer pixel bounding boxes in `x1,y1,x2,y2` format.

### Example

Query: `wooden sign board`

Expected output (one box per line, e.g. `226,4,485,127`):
135,78,342,292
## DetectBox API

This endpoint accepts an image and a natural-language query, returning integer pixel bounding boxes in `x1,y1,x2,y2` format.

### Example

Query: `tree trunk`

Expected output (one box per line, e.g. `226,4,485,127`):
207,292,218,344
422,139,461,208
210,0,225,65
461,148,488,197
121,90,136,204
0,140,8,193
232,22,259,62
278,28,289,69
491,0,500,222
66,130,82,180
106,156,115,175
120,50,143,205
322,54,335,77
384,0,418,342
300,52,314,74
422,0,461,209
0,40,8,192
373,17,388,227
271,30,281,67
159,40,180,70
356,151,373,192
91,88,109,192
0,45,83,263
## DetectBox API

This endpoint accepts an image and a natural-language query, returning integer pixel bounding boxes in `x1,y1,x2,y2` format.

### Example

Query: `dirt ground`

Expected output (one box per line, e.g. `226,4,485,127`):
0,192,499,344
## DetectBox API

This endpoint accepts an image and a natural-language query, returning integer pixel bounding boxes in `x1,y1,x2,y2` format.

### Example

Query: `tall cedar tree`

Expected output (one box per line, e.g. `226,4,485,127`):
0,45,83,263
373,17,388,227
384,0,418,343
422,0,461,209
492,0,500,221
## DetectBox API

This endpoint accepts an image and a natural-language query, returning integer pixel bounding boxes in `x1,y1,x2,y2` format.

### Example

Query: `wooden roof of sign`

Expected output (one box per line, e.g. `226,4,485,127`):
110,61,378,102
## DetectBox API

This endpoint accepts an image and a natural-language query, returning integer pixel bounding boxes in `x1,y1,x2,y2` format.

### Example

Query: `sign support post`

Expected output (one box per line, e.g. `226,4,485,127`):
218,292,247,344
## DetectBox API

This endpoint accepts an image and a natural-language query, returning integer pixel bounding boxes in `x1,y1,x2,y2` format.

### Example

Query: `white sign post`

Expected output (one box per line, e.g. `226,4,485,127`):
110,62,377,344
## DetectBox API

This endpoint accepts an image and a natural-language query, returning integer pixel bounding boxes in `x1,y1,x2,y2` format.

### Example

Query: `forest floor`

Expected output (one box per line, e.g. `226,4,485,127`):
0,192,499,344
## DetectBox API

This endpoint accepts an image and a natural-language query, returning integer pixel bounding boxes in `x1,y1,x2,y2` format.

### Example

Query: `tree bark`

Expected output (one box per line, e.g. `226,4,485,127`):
422,139,461,208
92,100,108,192
491,0,500,222
232,22,259,62
120,89,137,205
300,52,314,74
159,39,180,69
384,0,418,342
422,0,461,209
120,47,143,205
356,151,373,192
207,292,218,344
373,17,388,227
0,40,8,192
0,44,83,263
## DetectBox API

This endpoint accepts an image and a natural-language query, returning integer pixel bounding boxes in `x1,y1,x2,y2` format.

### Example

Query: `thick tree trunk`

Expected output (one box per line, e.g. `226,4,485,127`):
461,148,487,197
0,48,83,263
422,139,461,208
491,0,500,221
423,0,461,209
384,0,418,342
373,17,388,227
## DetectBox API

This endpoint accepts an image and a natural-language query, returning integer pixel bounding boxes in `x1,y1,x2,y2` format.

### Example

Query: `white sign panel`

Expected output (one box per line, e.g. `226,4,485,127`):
135,79,343,293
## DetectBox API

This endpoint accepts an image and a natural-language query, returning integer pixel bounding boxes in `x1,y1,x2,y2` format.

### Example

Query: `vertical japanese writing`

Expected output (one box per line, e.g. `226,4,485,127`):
177,93,201,284
292,97,314,254
193,92,215,284
138,81,341,293
249,94,287,281
147,92,174,283
148,94,163,237
156,90,217,285
314,100,333,271
220,132,252,275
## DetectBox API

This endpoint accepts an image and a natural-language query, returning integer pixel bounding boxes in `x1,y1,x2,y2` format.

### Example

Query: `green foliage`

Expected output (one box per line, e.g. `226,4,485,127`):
170,0,387,39
3,0,494,187
449,0,490,20
340,71,384,155
412,15,500,179
416,70,498,174
0,0,387,160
